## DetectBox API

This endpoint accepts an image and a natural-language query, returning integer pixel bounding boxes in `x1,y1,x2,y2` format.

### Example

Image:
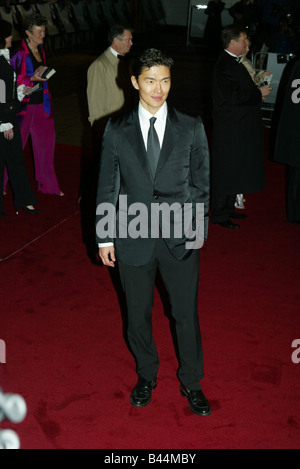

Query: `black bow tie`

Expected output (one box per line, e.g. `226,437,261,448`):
117,54,127,61
235,56,242,63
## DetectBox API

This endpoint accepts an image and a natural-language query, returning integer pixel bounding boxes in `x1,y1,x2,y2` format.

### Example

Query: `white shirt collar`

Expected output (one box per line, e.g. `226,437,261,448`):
225,49,241,59
138,102,168,148
0,48,10,62
138,101,168,125
110,47,119,58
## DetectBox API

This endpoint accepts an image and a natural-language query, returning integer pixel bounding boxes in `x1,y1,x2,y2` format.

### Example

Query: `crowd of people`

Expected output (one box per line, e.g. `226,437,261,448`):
1,6,299,414
0,18,41,216
0,12,64,217
204,0,300,56
90,21,297,414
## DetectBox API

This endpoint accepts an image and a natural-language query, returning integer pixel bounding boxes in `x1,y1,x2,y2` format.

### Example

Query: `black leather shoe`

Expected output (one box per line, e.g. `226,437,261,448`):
214,220,240,229
180,384,211,416
130,377,157,407
231,213,247,219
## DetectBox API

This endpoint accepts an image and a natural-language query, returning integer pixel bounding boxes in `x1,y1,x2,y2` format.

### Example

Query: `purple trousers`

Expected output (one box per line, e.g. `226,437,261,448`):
3,104,61,195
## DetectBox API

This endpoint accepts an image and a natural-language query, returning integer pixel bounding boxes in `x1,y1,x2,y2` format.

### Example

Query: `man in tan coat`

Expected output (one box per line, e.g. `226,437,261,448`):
87,24,134,136
79,26,133,217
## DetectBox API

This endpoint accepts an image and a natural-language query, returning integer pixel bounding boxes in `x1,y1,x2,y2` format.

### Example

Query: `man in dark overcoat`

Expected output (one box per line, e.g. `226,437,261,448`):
274,58,300,224
211,24,271,228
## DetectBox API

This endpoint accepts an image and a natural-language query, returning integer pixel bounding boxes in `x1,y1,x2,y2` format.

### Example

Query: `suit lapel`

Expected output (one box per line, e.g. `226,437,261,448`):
122,108,153,180
156,106,181,175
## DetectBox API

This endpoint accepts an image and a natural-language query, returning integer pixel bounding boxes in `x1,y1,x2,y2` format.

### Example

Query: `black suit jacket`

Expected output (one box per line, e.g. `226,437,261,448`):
0,55,17,124
274,58,300,169
212,50,265,195
95,105,210,266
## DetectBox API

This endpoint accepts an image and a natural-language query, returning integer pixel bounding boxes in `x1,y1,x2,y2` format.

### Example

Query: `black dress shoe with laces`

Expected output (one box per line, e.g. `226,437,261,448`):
180,384,211,416
130,377,157,407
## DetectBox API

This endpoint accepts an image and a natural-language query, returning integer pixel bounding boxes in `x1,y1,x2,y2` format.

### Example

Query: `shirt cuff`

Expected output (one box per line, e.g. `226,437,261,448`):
17,84,25,101
98,242,114,247
0,123,13,132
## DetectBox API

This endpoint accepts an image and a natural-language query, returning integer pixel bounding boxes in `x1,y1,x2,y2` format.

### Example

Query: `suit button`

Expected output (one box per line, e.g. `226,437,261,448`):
153,195,158,200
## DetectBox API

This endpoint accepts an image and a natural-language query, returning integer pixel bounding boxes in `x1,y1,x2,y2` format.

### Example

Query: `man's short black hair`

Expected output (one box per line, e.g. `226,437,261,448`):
221,24,247,49
132,48,174,79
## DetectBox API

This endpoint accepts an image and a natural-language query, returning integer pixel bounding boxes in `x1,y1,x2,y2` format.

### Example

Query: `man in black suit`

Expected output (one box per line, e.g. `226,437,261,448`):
211,24,271,229
274,58,300,223
95,48,211,416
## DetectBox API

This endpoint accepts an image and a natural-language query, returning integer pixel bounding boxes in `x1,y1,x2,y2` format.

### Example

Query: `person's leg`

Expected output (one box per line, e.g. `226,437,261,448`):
3,108,32,194
4,124,37,209
30,104,61,195
156,238,203,390
286,166,300,223
118,255,159,382
211,193,236,223
0,135,6,214
3,167,8,194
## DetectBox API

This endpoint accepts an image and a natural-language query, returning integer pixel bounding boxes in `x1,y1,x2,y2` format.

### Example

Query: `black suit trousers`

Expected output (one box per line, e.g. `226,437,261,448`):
286,166,300,223
118,237,204,390
211,193,236,223
0,120,37,213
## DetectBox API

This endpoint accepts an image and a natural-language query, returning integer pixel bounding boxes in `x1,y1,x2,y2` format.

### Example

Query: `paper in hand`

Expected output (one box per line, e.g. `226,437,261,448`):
23,84,41,95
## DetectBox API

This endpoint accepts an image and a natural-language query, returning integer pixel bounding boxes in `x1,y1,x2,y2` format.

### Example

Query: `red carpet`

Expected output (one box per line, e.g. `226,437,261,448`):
0,139,300,449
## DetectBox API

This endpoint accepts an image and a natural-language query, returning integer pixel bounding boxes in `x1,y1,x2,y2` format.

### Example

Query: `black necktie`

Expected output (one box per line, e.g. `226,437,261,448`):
147,117,160,178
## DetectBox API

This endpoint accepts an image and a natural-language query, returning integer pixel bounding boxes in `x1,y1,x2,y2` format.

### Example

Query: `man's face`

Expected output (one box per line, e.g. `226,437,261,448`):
131,65,171,115
231,32,248,56
114,30,133,55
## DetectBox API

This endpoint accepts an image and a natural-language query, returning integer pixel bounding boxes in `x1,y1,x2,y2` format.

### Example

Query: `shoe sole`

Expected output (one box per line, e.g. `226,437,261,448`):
130,396,152,407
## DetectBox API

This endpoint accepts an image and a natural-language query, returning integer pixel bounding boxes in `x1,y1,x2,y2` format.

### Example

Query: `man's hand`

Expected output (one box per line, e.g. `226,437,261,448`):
259,84,272,100
3,129,14,140
99,246,116,267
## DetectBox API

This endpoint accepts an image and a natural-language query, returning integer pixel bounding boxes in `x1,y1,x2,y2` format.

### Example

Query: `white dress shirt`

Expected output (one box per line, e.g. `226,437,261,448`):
138,101,167,150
